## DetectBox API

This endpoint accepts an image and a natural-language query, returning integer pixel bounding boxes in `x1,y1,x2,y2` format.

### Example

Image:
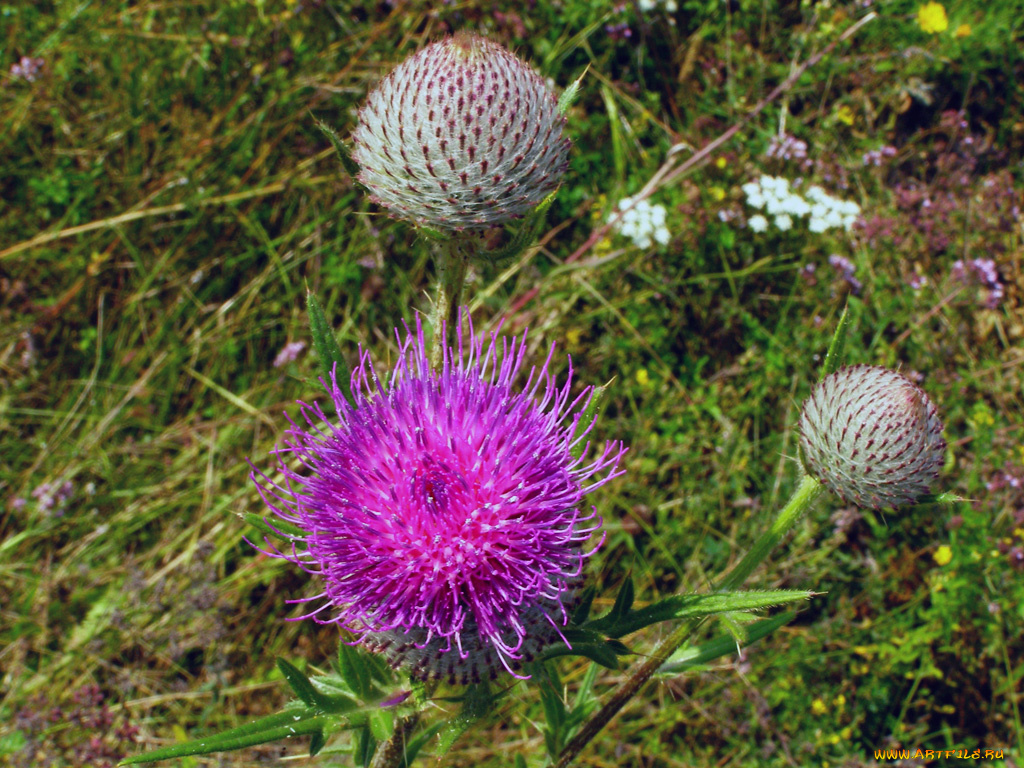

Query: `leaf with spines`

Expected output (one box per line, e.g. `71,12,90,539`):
587,589,814,638
819,302,850,379
315,116,362,182
337,641,376,701
557,65,589,116
659,611,797,674
119,707,332,764
306,289,352,405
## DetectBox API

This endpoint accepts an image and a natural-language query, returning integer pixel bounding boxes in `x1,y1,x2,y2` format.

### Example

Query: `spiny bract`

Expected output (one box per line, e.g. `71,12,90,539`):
350,32,570,231
798,364,945,509
251,316,625,683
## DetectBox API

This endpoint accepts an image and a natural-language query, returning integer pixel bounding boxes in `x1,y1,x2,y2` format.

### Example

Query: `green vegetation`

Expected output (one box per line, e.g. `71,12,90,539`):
2,0,1022,766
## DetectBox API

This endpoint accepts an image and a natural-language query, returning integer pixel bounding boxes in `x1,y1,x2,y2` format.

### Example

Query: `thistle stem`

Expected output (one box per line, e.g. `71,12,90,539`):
555,474,824,768
429,240,470,369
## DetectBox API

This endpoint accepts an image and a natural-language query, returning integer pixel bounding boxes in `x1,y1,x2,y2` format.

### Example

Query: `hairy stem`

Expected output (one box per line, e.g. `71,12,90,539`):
429,240,470,369
555,474,824,768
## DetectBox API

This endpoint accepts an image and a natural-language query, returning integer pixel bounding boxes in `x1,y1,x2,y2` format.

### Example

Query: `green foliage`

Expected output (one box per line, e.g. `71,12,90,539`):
1,0,1021,765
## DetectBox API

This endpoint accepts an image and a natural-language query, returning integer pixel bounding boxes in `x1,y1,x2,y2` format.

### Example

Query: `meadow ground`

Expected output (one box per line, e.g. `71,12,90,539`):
2,1,1023,766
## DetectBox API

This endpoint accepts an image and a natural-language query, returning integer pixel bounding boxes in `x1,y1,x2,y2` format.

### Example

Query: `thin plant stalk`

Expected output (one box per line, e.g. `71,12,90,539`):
430,239,470,369
555,474,824,768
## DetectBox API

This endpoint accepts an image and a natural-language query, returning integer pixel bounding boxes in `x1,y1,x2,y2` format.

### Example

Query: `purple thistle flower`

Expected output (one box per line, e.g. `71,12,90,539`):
251,316,625,683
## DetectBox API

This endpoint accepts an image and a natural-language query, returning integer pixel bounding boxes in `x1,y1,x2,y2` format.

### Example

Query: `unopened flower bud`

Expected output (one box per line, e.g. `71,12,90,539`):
798,365,945,509
350,32,570,231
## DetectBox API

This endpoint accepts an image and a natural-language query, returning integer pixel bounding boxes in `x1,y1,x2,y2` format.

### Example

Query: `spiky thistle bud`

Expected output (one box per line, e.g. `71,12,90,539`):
798,365,945,509
350,32,571,231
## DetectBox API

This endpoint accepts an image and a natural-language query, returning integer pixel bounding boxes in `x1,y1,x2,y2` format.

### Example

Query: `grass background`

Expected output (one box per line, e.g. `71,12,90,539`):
2,0,1023,765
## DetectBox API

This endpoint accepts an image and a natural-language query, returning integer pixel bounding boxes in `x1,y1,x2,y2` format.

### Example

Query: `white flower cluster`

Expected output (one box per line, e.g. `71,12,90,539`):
610,197,671,249
639,0,678,11
743,175,860,234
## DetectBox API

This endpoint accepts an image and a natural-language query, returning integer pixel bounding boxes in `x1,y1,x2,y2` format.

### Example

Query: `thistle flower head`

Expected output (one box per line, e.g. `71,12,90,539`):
798,365,945,509
251,316,625,682
350,33,571,231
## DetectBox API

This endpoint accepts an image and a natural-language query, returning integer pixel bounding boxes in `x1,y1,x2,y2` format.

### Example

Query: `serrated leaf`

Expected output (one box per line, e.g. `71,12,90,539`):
315,117,361,181
557,65,588,116
306,290,352,405
590,589,814,638
819,302,850,378
337,641,375,700
483,190,558,264
368,709,393,742
119,708,330,764
659,611,797,674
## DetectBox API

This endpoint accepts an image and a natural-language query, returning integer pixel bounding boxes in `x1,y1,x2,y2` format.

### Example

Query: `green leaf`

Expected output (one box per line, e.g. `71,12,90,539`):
540,641,623,669
570,585,596,625
306,290,352,404
369,709,394,742
315,116,362,181
242,511,306,541
557,65,588,116
659,611,797,674
309,729,326,757
589,589,814,638
337,641,375,700
483,190,558,264
277,658,322,707
398,721,448,768
609,576,635,620
436,682,495,756
355,726,376,768
514,753,528,768
570,382,609,461
119,707,330,764
819,302,850,379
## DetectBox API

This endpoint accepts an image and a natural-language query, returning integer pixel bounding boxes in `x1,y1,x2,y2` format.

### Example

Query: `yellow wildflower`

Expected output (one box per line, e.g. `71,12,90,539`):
955,23,971,38
715,156,728,170
635,368,650,386
710,186,726,201
933,545,953,566
917,2,949,34
836,105,855,126
565,328,582,349
811,698,828,716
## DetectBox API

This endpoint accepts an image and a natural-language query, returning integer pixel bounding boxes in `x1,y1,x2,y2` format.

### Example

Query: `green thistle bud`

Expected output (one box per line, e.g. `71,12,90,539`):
350,32,570,231
798,365,945,509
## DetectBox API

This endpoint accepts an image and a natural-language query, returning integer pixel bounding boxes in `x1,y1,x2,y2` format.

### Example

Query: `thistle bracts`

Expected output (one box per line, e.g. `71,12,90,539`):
350,33,571,231
798,365,945,509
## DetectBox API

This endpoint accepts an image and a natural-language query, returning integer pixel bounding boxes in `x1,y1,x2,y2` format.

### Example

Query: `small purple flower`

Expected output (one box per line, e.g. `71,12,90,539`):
828,254,862,294
273,340,306,368
251,315,626,683
952,258,1003,308
10,56,45,82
